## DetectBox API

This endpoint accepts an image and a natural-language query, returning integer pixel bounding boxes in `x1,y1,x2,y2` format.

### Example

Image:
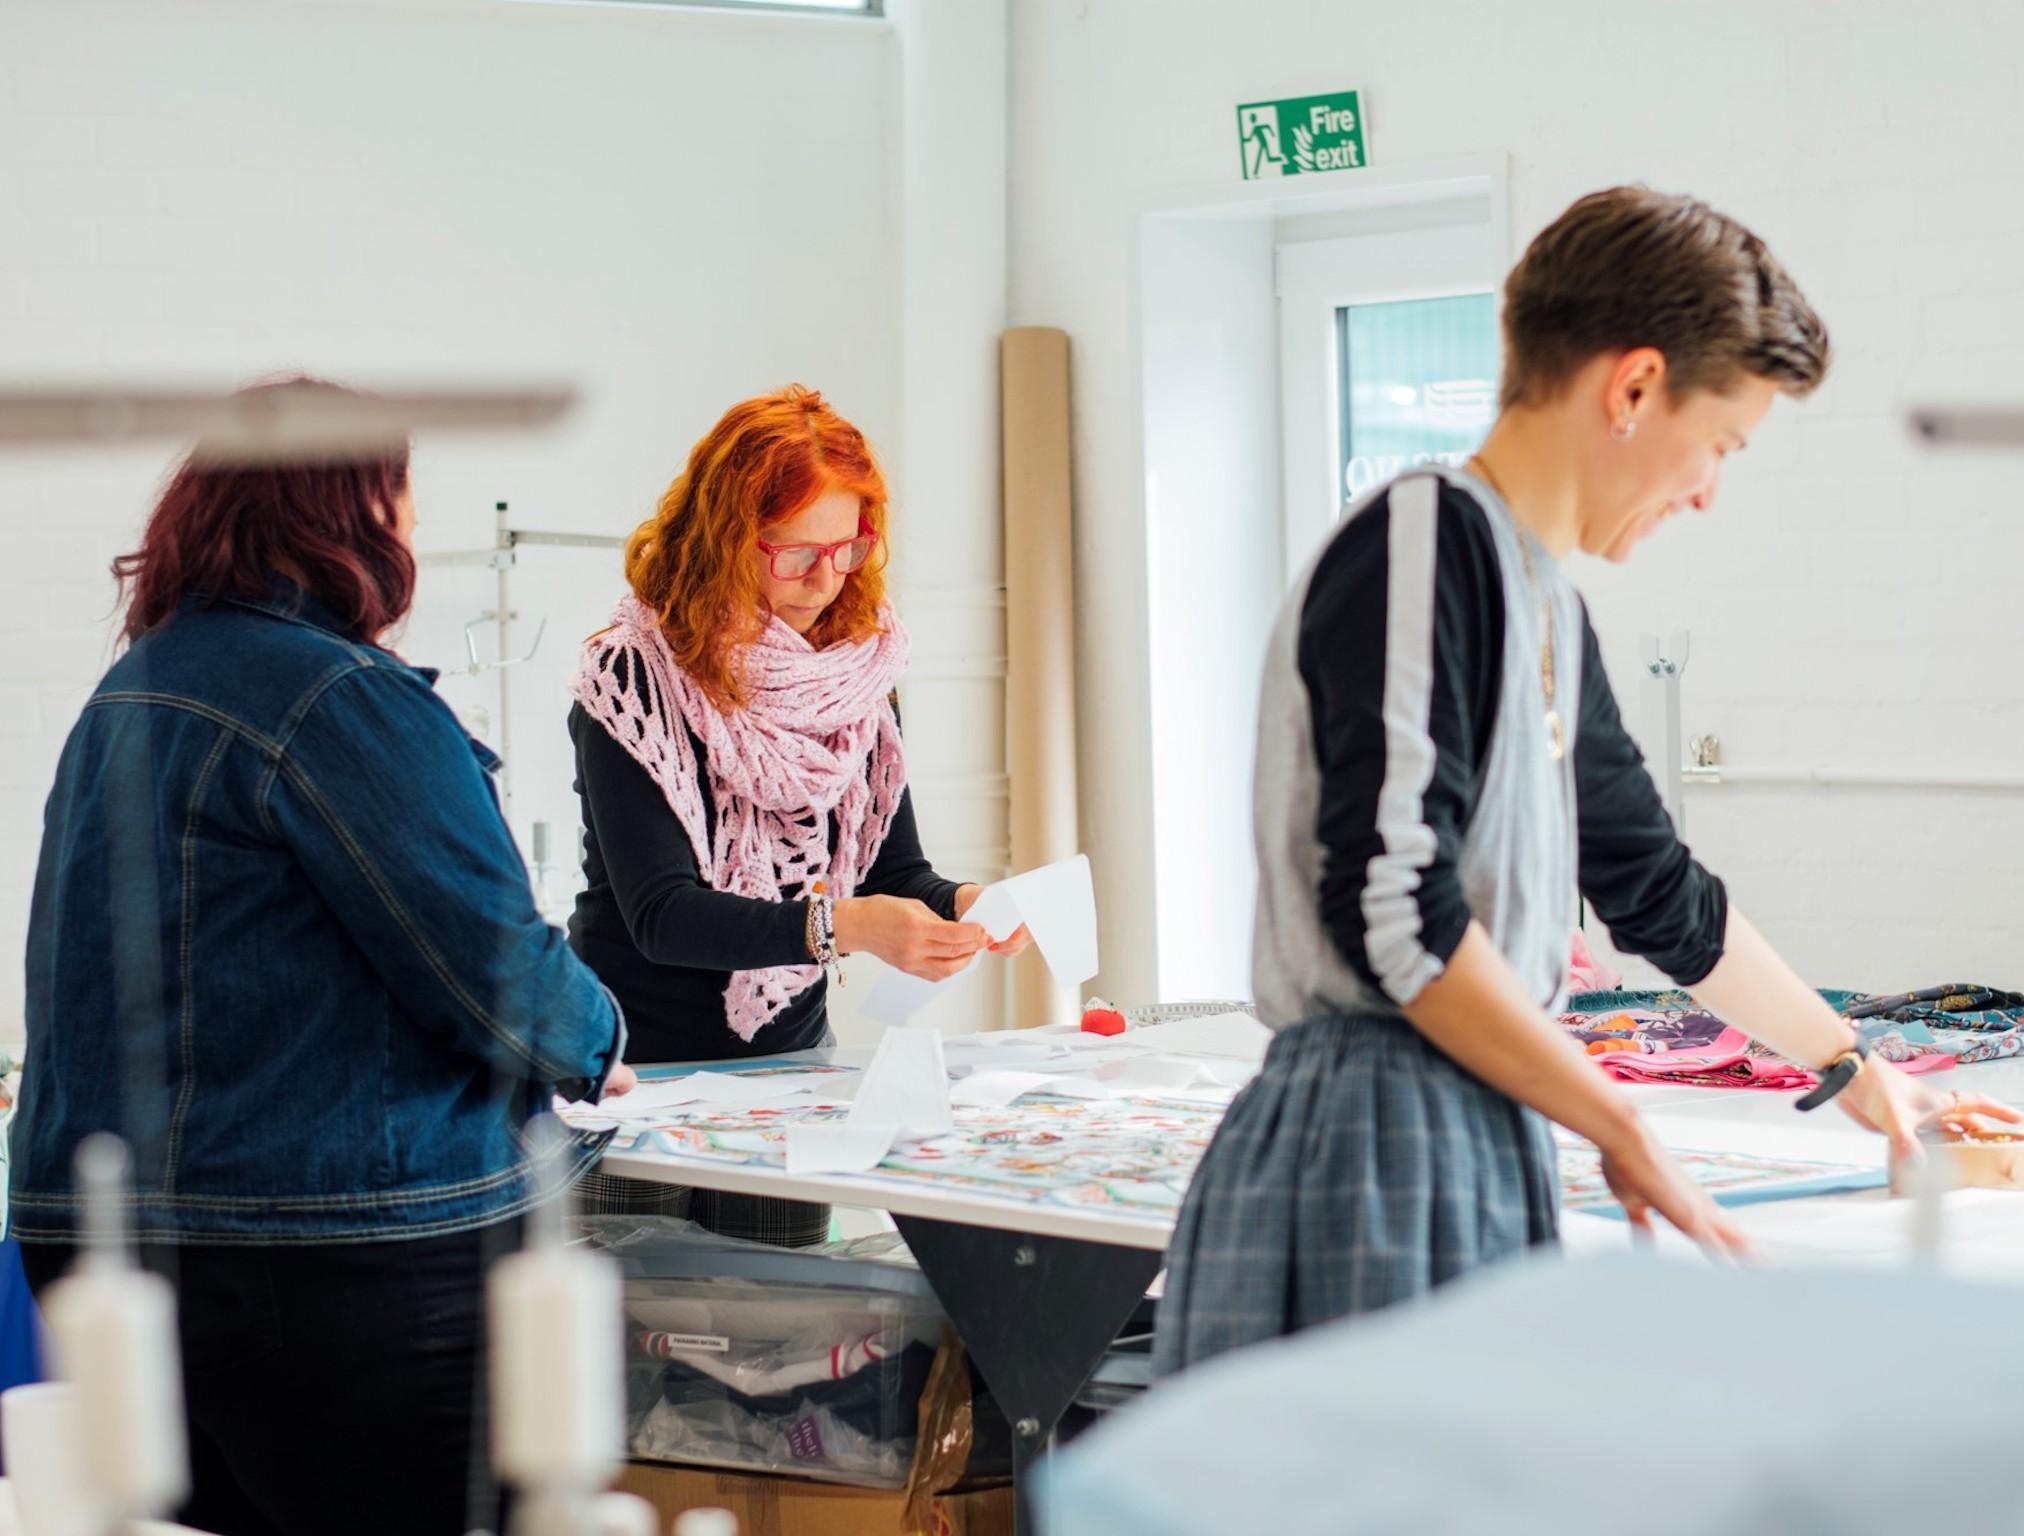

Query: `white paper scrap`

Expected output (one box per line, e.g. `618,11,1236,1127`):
660,1072,817,1107
581,1079,704,1113
942,1035,1067,1065
1035,1075,1116,1101
1119,1012,1271,1061
960,881,1026,945
1099,1056,1213,1092
990,854,1100,984
861,965,958,1026
941,1036,1079,1080
948,1070,1056,1108
717,1072,860,1102
860,854,1100,1023
847,1026,953,1134
1196,1057,1261,1089
785,1123,900,1176
970,1025,1087,1046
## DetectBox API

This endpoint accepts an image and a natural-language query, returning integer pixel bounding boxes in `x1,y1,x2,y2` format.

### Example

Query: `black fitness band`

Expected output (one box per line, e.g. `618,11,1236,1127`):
1794,1037,1871,1113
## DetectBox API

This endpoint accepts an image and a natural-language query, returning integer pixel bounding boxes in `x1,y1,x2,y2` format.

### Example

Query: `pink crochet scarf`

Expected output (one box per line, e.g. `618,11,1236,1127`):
572,592,911,1041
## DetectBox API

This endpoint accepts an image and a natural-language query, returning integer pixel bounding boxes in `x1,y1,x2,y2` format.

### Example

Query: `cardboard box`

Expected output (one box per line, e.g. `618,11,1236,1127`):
615,1460,1014,1536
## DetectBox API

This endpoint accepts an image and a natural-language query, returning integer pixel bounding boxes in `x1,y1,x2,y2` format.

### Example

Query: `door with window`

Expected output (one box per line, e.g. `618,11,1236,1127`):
1278,220,1502,580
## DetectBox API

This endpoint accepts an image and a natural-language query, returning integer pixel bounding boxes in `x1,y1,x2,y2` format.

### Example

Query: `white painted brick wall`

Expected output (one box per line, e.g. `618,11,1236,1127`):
1012,0,2024,996
0,0,905,1040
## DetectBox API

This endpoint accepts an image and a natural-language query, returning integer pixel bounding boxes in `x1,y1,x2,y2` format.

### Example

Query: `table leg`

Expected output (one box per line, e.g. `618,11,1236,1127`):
893,1217,1163,1535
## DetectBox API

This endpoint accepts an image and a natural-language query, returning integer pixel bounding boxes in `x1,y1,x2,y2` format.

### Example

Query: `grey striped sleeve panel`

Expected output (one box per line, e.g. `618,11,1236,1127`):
1250,473,1505,1027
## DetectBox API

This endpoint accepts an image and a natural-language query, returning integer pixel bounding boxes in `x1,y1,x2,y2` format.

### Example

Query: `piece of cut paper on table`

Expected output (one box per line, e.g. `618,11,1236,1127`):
948,1070,1057,1108
607,1072,813,1113
1039,1076,1116,1101
935,1036,1068,1076
719,1071,860,1102
1099,1056,1215,1092
957,1024,1099,1048
942,1036,1069,1068
1196,1056,1261,1088
786,1122,900,1176
684,1071,847,1105
783,1027,955,1176
848,1026,953,1132
1119,1012,1271,1061
861,854,1099,1024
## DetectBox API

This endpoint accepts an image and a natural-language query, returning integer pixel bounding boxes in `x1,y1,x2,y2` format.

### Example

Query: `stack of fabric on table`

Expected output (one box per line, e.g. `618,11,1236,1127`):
1559,937,2023,1089
1833,984,2024,1067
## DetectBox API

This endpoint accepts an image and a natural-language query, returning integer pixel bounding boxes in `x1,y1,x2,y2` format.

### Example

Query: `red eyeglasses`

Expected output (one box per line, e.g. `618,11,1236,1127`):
756,517,880,581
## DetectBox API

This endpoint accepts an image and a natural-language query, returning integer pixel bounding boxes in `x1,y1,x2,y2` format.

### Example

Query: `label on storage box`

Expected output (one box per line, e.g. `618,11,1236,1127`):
785,1416,827,1463
639,1329,730,1356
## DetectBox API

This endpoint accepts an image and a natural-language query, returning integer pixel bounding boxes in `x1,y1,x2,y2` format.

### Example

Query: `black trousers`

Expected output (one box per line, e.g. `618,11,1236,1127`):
22,1221,520,1536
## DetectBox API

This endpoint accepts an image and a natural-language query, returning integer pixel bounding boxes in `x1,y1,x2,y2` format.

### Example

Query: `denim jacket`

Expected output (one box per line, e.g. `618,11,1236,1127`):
9,585,623,1245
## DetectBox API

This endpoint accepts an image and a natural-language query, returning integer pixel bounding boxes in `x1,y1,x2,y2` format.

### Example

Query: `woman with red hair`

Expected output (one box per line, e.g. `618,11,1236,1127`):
569,385,1021,1242
10,380,629,1534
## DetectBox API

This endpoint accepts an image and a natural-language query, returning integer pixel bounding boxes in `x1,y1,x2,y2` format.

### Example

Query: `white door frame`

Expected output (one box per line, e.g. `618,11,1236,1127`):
1276,215,1508,583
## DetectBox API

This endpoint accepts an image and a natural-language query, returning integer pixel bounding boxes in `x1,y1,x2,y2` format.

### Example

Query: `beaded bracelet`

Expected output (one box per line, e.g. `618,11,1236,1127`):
805,894,843,986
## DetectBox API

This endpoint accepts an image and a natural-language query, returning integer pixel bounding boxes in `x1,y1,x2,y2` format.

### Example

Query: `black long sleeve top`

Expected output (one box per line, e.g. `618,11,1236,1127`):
566,701,962,1063
1299,479,1728,1003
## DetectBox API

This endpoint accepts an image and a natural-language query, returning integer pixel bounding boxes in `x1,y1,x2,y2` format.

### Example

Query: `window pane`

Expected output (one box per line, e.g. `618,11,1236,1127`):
511,0,877,11
1336,293,1497,513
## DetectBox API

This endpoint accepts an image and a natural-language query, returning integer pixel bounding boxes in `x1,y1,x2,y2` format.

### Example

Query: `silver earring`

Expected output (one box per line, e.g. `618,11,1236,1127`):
1611,418,1637,442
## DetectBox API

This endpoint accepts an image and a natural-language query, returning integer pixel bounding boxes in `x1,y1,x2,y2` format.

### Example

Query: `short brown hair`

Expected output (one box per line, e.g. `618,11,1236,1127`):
1499,186,1829,409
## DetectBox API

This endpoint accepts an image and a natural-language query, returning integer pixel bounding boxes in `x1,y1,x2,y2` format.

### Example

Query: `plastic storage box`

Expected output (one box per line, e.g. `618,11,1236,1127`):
581,1217,1010,1490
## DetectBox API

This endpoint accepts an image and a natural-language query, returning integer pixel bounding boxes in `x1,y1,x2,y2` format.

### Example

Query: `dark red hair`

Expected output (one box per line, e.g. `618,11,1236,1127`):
114,379,415,644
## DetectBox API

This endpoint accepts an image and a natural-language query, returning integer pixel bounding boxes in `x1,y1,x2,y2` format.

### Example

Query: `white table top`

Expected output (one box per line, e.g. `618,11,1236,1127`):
595,1041,1197,1251
599,1144,1180,1250
593,1039,2024,1260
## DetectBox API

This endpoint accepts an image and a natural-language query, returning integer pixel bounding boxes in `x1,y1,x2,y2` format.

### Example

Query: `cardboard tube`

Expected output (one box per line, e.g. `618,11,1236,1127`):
1001,328,1081,1030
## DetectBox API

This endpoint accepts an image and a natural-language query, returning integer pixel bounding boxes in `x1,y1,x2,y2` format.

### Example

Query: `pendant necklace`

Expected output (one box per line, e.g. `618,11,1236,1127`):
1468,456,1566,762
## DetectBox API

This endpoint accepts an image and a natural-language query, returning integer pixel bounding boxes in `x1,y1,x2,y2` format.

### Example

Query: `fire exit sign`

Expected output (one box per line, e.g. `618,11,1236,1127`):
1236,90,1367,180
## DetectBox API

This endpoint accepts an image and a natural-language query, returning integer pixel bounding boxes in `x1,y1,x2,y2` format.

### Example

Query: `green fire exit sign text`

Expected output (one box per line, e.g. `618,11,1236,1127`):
1237,90,1367,180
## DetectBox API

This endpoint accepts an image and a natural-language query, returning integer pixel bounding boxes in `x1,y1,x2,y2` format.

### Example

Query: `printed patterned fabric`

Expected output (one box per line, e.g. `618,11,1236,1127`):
1565,930,1622,996
1945,1029,2024,1067
1835,984,2024,1033
1559,990,1958,1090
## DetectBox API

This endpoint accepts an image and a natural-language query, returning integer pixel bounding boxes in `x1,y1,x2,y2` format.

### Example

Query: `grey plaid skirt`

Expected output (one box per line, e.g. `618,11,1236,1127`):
1152,1013,1559,1377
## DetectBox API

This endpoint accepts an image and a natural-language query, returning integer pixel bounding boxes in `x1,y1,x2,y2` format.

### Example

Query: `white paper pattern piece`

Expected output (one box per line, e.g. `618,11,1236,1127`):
990,854,1100,984
860,965,954,1026
949,1070,1057,1108
1120,1012,1272,1062
780,1029,954,1175
1099,1056,1214,1092
785,1123,900,1176
860,854,1100,1023
607,1073,808,1113
1036,1076,1116,1101
848,1026,954,1133
712,1072,858,1103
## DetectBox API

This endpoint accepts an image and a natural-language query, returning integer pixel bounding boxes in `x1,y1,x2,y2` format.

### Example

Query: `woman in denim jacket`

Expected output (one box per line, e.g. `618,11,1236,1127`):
8,382,631,1536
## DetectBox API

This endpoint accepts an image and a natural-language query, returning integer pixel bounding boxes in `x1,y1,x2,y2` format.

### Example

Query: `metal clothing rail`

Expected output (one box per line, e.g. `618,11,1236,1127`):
417,502,626,819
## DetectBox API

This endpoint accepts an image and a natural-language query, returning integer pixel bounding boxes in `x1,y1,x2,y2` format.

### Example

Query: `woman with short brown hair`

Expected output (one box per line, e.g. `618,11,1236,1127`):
1155,187,2015,1372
